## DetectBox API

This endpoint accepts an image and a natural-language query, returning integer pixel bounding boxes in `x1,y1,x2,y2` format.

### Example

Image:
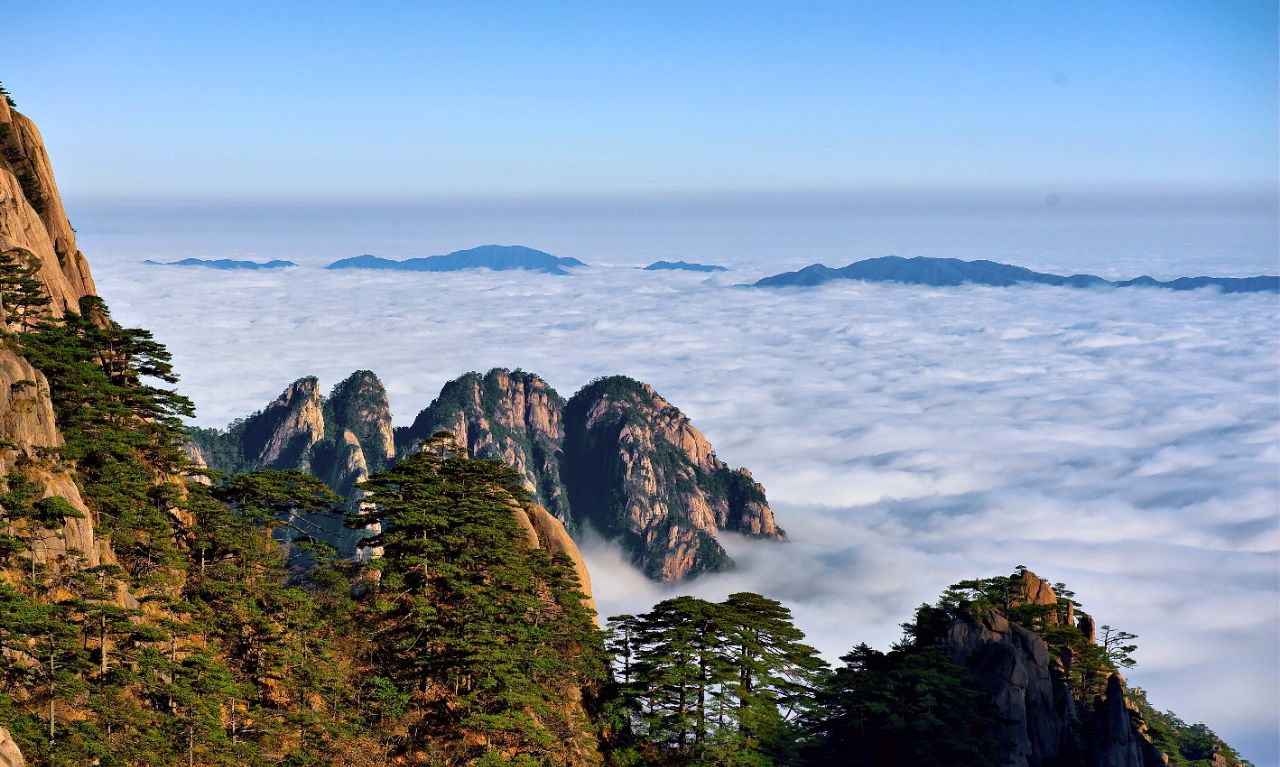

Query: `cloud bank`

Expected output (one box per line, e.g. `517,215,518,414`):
80,211,1279,763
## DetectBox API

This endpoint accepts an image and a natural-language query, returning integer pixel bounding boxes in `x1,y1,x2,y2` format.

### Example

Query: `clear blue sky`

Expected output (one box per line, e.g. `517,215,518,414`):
4,0,1276,199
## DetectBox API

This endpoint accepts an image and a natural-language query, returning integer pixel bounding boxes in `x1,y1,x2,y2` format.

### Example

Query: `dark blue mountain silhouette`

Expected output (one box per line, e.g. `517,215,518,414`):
144,258,296,270
326,245,586,275
643,260,728,272
754,256,1279,293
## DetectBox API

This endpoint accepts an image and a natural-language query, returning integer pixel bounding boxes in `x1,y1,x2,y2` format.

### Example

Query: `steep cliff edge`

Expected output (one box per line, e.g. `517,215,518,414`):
0,99,95,316
940,571,1247,767
808,568,1250,767
0,102,104,767
0,100,101,582
563,376,783,581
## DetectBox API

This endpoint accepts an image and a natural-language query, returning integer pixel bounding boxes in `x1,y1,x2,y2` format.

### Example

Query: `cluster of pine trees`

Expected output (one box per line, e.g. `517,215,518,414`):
603,594,826,765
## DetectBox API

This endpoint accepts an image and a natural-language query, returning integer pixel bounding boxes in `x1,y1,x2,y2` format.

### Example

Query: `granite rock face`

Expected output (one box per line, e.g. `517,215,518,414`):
399,369,570,524
405,371,784,580
944,571,1169,767
947,609,1076,766
0,726,24,767
1090,673,1146,767
208,369,784,582
0,280,99,580
0,99,95,318
189,371,397,555
512,501,596,617
562,376,783,581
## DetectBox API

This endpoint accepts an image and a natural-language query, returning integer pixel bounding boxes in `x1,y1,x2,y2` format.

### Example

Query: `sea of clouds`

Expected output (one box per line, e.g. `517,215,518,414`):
75,198,1279,763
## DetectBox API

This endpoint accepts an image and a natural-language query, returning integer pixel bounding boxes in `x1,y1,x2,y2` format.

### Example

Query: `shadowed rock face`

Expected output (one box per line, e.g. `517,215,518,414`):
944,571,1176,767
562,376,783,581
947,609,1077,766
398,369,570,525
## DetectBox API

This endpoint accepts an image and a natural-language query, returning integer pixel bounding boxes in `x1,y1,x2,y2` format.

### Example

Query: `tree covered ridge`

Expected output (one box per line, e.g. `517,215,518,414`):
600,568,1252,767
0,294,605,765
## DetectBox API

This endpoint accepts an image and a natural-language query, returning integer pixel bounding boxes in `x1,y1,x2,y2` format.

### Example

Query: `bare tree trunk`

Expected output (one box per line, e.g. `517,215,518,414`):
48,636,56,745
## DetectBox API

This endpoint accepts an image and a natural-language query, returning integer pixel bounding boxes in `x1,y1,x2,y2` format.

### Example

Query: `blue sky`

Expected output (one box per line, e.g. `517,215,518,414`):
4,0,1277,198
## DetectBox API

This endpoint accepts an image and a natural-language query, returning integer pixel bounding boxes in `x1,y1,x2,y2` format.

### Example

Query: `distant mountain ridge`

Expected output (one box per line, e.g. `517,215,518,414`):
326,244,586,275
143,257,296,269
643,260,728,272
754,255,1280,293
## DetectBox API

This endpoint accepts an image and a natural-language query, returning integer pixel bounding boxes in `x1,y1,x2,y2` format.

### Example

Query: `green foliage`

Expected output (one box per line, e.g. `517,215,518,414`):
805,643,1004,767
606,592,826,765
0,248,52,331
18,296,194,582
355,435,606,762
0,81,15,108
323,369,393,474
16,169,46,215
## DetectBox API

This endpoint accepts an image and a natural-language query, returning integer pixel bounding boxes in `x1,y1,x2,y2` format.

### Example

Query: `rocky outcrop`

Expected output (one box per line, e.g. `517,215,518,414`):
217,369,783,582
189,371,396,555
325,370,395,474
512,501,596,617
399,369,570,524
1090,673,1146,767
947,609,1077,766
0,726,24,767
0,99,95,318
0,103,102,577
563,376,783,581
191,371,390,481
0,347,99,576
251,377,327,470
945,571,1167,767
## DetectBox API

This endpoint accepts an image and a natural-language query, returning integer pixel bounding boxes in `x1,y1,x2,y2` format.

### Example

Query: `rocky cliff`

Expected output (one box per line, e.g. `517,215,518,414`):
0,98,607,765
211,368,785,581
0,726,23,767
0,98,95,318
0,100,103,767
563,376,784,580
398,369,570,524
0,100,102,583
188,371,397,555
942,570,1236,767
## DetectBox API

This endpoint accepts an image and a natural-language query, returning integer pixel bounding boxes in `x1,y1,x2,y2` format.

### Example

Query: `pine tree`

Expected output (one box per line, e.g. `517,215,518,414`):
0,248,51,332
607,592,825,765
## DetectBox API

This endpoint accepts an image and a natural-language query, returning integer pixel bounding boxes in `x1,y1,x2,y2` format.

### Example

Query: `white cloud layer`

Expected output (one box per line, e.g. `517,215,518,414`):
79,209,1279,764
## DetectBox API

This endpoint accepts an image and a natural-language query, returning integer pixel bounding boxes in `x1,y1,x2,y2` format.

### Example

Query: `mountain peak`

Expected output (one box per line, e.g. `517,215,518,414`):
326,244,586,275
